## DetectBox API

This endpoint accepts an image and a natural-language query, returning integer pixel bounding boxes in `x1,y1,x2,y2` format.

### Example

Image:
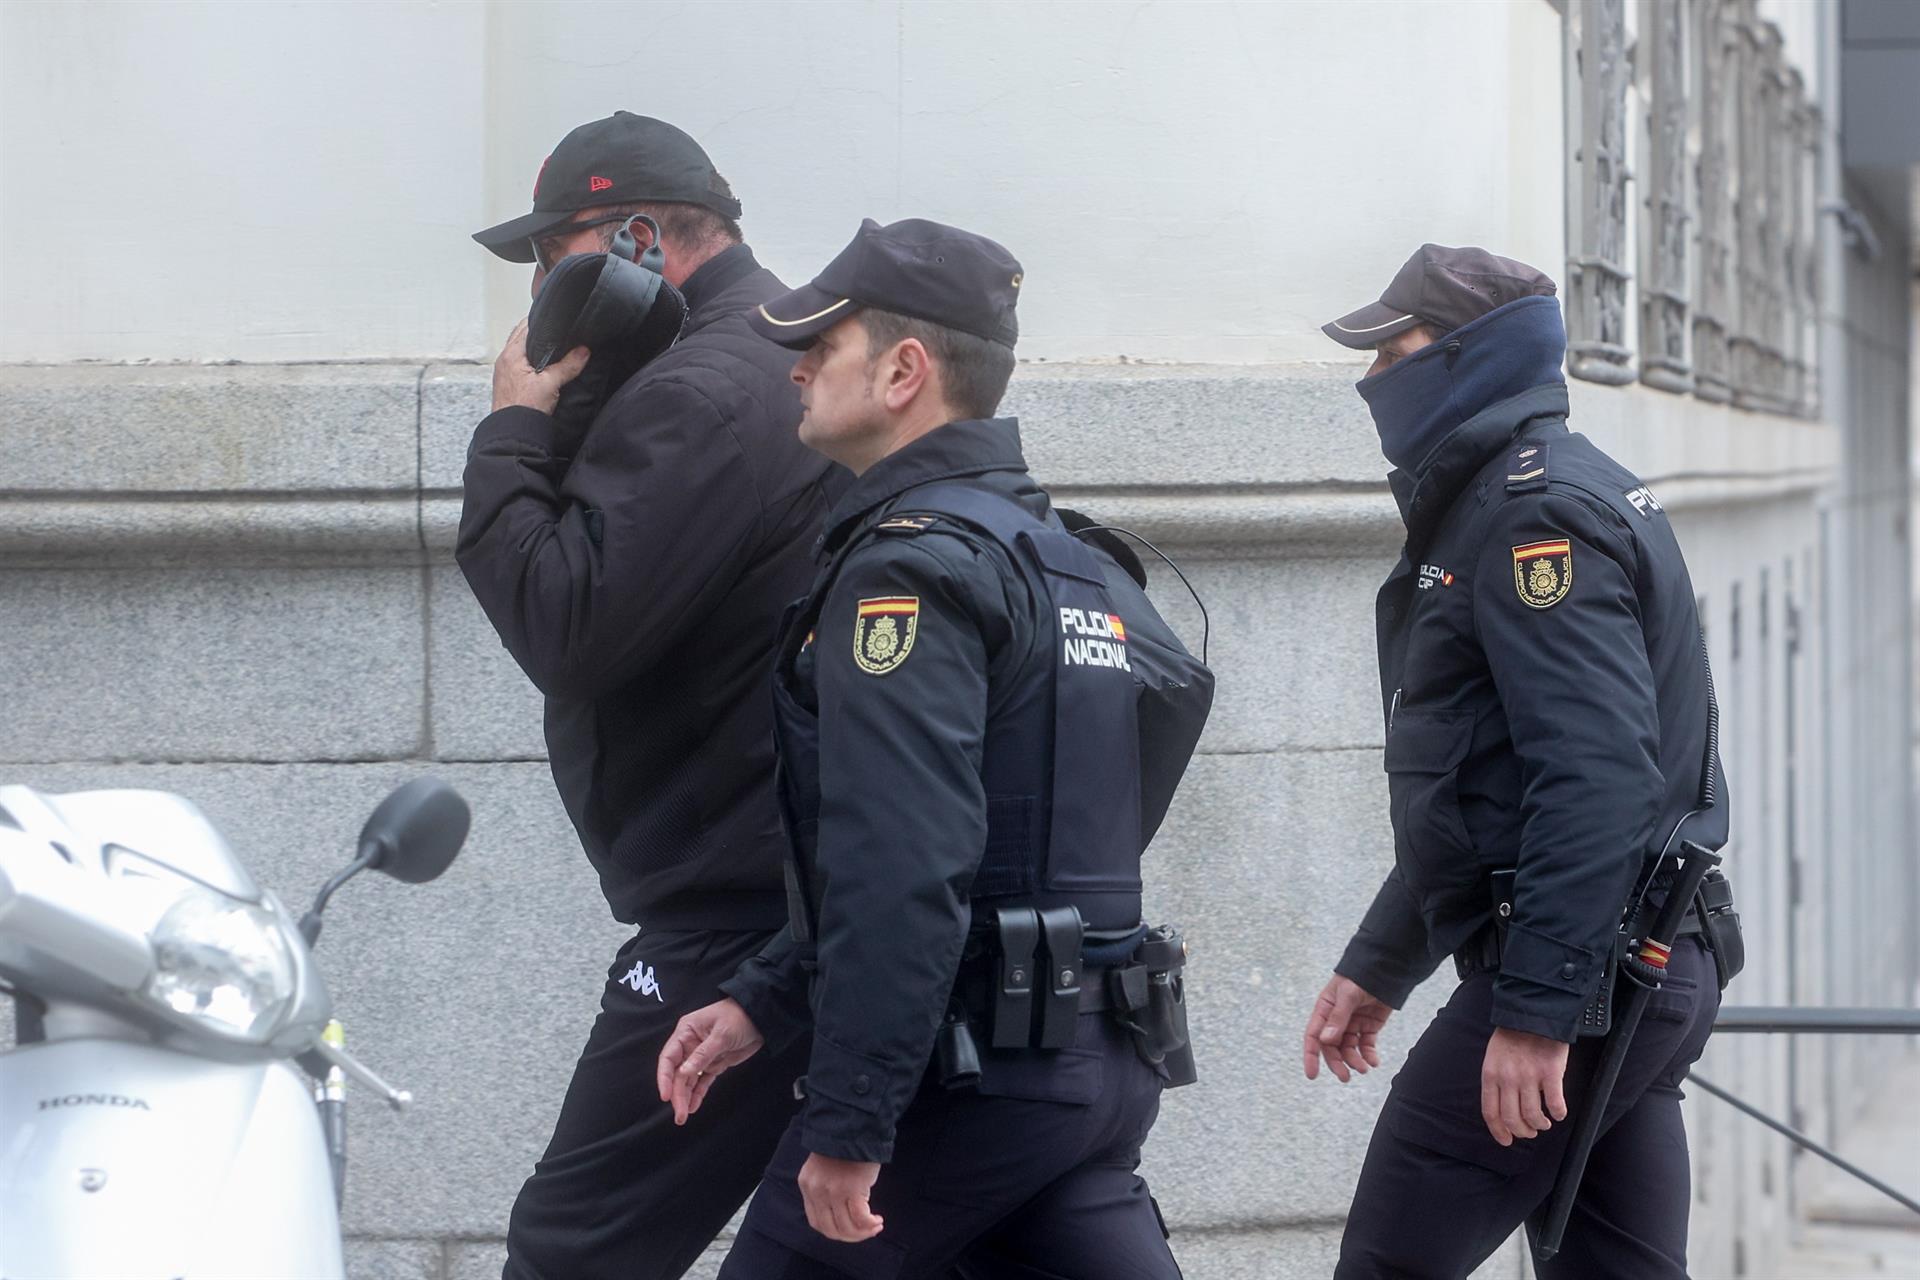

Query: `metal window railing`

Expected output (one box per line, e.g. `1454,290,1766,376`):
1697,1007,1920,1218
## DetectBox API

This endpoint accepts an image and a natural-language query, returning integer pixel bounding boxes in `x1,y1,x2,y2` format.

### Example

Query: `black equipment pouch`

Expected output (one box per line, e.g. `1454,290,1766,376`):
1036,907,1085,1050
1695,869,1745,991
985,906,1087,1051
989,906,1041,1050
1108,924,1196,1087
935,1005,983,1090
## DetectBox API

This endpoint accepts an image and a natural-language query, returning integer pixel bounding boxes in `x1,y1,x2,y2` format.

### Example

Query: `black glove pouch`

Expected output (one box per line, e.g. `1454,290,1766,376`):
525,215,688,437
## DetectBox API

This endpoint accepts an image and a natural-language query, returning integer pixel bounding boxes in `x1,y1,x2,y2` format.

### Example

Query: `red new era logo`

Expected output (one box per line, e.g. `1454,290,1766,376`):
589,175,613,193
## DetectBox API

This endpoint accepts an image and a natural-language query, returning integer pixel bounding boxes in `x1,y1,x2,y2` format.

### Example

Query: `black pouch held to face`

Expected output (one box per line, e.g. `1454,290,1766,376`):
526,214,688,434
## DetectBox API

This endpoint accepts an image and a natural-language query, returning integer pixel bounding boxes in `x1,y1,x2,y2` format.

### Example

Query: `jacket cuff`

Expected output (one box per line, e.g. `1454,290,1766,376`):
468,405,565,457
1489,920,1602,1043
1335,935,1421,1010
796,1034,903,1164
717,951,813,1056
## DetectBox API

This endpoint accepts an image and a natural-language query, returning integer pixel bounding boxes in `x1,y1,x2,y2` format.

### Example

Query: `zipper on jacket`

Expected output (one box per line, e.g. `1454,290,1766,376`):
1389,687,1403,730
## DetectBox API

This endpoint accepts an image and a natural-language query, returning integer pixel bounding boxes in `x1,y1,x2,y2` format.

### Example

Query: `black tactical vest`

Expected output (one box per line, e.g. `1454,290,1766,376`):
771,481,1213,939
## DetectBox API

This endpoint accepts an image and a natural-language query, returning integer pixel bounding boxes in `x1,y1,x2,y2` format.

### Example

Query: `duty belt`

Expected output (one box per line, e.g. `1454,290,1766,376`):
941,909,1196,1089
953,912,1151,1042
1453,866,1729,1037
1454,908,1708,981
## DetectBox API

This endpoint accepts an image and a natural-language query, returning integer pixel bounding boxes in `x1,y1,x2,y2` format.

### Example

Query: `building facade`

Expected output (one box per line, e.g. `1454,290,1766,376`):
2,2,1914,1276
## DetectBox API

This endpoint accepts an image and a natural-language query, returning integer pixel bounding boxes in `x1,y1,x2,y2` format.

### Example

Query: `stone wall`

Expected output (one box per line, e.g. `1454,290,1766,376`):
0,361,1493,1277
1,346,1908,1276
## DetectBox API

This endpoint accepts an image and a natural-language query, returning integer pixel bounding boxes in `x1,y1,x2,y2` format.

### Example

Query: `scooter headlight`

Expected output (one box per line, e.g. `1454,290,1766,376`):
142,884,297,1043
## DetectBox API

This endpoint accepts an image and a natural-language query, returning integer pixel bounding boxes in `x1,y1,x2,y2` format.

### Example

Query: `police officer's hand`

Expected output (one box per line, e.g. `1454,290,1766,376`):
1303,972,1393,1082
655,997,765,1125
798,1153,884,1243
491,318,589,415
1480,1026,1570,1146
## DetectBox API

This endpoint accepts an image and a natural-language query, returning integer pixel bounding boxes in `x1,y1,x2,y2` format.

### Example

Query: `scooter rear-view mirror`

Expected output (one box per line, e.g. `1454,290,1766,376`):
299,779,470,945
356,778,470,885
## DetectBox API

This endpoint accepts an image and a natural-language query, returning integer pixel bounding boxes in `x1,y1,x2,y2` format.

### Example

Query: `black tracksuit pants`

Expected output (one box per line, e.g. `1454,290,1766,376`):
503,927,811,1280
1336,936,1720,1278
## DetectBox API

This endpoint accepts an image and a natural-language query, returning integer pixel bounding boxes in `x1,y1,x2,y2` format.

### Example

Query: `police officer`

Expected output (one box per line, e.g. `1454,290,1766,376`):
1302,245,1731,1277
654,218,1211,1277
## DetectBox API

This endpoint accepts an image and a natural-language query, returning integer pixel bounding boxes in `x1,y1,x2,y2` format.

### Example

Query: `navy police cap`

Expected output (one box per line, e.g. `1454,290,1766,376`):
1323,244,1557,349
752,218,1023,350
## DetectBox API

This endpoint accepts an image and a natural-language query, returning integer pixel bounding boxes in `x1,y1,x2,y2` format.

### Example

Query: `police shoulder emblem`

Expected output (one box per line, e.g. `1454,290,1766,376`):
854,596,919,675
1511,539,1573,609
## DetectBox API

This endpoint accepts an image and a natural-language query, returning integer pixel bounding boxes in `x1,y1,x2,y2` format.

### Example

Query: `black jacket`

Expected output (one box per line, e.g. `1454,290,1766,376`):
458,244,841,930
1335,381,1728,1043
724,418,1069,1162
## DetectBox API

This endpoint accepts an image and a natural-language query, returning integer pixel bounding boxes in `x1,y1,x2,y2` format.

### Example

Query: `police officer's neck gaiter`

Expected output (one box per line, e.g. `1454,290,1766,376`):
1355,295,1569,476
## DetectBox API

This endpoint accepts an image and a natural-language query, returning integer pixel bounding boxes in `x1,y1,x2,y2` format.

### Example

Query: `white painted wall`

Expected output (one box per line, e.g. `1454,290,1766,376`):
0,1,490,363
3,0,1564,366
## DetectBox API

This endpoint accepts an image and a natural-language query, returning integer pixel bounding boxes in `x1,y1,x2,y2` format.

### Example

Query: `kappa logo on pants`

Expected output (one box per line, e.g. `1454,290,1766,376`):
618,960,664,1002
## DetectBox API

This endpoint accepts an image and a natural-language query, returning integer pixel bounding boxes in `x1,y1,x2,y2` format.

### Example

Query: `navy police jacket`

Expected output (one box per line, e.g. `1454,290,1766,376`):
1335,380,1728,1043
723,416,1208,1162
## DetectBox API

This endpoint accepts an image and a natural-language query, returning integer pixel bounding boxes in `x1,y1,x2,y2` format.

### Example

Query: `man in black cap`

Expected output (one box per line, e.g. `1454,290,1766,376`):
1301,245,1734,1276
459,111,841,1280
652,218,1210,1277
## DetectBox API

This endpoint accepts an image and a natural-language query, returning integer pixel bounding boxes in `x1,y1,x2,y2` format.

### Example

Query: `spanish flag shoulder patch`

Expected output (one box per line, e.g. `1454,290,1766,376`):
854,596,920,675
1512,539,1573,609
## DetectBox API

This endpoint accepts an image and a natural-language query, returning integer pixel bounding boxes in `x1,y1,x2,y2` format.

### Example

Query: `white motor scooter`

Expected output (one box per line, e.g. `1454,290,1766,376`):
0,777,469,1279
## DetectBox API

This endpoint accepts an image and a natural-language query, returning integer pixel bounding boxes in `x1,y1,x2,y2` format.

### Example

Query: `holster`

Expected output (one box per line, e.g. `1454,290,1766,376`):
1107,924,1197,1087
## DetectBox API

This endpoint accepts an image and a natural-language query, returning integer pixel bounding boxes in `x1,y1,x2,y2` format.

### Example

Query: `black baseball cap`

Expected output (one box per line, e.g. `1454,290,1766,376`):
1322,244,1558,349
473,112,742,264
750,218,1023,350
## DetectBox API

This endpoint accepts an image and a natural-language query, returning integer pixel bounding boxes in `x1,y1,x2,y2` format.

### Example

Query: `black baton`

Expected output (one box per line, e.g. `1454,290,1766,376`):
1535,840,1721,1262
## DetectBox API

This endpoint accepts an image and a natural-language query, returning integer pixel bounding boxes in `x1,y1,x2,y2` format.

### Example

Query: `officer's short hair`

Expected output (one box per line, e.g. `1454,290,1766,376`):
859,309,1016,420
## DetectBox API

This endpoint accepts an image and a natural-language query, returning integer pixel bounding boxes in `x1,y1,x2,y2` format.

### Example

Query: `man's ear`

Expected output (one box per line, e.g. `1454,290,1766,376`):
617,216,659,264
880,338,933,412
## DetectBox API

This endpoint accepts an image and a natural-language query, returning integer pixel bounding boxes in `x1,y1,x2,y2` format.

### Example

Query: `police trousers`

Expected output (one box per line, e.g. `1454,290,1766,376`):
1336,936,1719,1279
719,1014,1183,1279
502,927,810,1280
